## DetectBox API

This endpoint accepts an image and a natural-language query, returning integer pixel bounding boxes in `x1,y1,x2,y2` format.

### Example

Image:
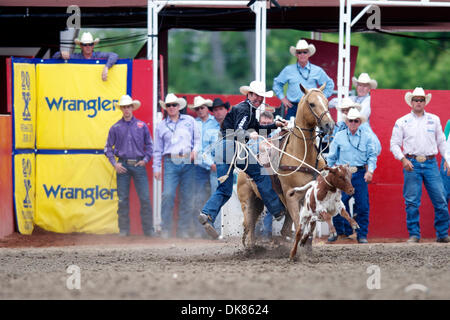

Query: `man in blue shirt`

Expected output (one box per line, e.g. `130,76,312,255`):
332,98,381,156
190,96,221,238
273,39,334,119
153,93,201,238
327,108,378,243
52,32,119,81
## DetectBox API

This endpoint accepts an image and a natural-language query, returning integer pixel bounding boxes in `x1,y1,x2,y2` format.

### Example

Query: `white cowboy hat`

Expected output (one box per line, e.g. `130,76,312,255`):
404,87,432,107
337,97,362,111
344,107,367,123
114,94,141,111
74,32,100,45
289,39,316,57
159,93,187,110
352,73,377,89
188,96,213,110
239,80,274,98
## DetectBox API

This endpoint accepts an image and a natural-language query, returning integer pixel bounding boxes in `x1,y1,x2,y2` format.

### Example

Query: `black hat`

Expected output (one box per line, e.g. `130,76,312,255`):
209,98,230,111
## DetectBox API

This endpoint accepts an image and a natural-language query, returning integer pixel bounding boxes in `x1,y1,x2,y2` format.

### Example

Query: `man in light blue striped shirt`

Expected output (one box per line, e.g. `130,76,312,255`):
273,39,334,119
191,96,221,238
327,108,378,244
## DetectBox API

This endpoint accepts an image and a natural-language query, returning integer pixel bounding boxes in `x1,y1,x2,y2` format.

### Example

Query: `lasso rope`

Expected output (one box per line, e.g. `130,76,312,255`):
200,125,333,186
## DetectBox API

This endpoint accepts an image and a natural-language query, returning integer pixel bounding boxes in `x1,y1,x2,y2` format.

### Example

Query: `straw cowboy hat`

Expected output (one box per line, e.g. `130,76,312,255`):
344,107,367,123
74,32,100,45
352,73,378,89
404,87,432,107
337,97,362,111
114,94,141,111
289,39,316,57
209,98,230,111
240,80,274,98
188,96,213,110
159,93,187,110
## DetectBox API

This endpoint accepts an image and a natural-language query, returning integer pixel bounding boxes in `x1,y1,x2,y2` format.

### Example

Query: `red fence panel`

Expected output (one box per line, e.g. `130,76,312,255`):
0,115,14,238
128,59,154,235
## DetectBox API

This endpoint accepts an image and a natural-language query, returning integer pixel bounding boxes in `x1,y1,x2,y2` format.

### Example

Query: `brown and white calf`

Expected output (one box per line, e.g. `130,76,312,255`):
289,164,360,260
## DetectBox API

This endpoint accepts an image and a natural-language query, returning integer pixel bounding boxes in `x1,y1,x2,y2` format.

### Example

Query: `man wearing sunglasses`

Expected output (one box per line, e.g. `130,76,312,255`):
273,39,334,119
327,108,378,244
52,32,118,81
153,93,201,239
390,87,449,243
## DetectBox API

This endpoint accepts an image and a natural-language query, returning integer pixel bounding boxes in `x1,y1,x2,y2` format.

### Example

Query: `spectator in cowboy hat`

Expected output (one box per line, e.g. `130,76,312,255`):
209,98,230,125
105,94,154,237
153,93,201,238
351,73,378,122
188,96,221,238
198,80,288,239
273,39,334,119
52,31,119,81
331,97,381,156
390,87,450,243
327,108,379,244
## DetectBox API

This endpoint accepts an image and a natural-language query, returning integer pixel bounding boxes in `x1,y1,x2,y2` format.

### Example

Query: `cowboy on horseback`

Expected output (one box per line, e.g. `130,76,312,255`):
198,81,288,239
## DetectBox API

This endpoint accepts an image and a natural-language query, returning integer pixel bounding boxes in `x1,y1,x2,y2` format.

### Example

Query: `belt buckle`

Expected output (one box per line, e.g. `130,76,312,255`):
415,156,426,163
127,159,137,165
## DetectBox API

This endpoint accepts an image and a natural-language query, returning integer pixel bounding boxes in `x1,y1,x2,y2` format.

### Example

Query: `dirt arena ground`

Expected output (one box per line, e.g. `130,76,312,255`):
0,229,449,300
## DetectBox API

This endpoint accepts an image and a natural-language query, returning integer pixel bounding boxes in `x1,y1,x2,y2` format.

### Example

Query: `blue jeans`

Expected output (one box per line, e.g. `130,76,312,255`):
161,157,195,236
202,140,284,224
285,102,299,120
440,158,450,204
116,161,153,235
193,166,213,236
333,169,369,239
403,158,449,239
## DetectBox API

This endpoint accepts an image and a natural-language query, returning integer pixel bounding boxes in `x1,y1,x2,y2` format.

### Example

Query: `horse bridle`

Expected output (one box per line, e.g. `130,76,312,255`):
304,90,331,131
294,90,331,139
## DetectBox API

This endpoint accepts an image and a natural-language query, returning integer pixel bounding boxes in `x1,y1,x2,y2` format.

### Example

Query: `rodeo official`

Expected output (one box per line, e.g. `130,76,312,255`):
104,94,154,237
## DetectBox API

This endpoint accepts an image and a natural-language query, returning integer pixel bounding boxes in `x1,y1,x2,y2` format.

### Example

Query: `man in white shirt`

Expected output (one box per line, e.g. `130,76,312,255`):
390,87,450,243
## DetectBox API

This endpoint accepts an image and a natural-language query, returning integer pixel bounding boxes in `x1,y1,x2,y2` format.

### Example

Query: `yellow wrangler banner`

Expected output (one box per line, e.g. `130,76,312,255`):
14,153,36,235
34,154,119,234
13,63,36,149
36,63,126,149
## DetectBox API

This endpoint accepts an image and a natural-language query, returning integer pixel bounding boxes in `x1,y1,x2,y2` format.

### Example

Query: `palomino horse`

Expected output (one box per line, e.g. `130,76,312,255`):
277,84,335,235
239,84,333,247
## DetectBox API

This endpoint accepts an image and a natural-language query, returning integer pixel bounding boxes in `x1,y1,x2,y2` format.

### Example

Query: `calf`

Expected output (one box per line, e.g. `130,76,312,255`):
289,164,360,260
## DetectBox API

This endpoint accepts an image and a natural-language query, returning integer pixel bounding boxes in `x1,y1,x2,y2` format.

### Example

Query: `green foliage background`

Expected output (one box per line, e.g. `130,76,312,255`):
83,28,450,94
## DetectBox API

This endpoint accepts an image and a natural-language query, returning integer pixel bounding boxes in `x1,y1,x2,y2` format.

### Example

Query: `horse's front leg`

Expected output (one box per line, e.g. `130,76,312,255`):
289,222,303,260
285,187,304,232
